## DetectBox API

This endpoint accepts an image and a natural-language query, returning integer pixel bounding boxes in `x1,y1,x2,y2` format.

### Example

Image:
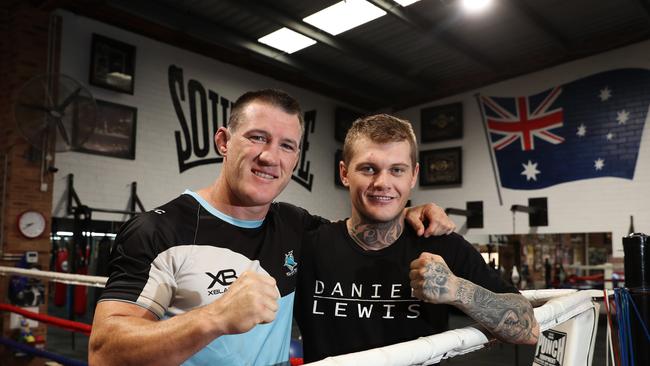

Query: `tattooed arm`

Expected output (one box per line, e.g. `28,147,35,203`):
409,252,539,345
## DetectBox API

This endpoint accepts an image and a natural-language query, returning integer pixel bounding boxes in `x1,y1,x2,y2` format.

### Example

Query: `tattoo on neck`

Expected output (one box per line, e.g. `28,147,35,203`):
348,217,403,250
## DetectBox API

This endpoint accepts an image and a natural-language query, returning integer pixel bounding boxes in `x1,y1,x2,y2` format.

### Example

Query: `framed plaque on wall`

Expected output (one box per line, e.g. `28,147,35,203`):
421,102,463,142
75,100,137,159
419,147,462,186
89,34,136,94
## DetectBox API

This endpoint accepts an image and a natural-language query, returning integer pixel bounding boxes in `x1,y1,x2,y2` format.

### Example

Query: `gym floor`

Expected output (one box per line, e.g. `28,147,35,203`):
43,298,610,366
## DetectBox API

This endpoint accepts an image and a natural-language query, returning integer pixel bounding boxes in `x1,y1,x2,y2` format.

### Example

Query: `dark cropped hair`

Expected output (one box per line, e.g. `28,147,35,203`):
228,89,304,133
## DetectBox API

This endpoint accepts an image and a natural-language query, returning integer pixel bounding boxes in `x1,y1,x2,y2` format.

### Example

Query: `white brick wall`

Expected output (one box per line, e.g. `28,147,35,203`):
398,40,650,256
53,11,650,256
52,10,350,222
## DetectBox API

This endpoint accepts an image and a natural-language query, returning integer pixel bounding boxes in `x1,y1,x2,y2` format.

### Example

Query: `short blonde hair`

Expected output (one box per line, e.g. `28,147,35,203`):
342,114,418,168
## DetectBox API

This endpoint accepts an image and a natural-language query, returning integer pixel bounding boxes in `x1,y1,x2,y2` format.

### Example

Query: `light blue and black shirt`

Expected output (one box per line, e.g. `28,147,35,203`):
100,190,324,365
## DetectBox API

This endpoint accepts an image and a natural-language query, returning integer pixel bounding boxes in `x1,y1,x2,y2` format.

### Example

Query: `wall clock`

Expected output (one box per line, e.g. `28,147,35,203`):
18,210,47,239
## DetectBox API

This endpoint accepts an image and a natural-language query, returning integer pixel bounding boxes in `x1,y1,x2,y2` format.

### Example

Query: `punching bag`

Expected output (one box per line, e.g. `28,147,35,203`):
54,247,68,307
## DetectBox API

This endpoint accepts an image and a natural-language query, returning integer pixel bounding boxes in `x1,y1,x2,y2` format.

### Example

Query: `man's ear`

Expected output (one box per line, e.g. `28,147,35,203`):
411,163,420,189
215,127,229,156
340,161,350,187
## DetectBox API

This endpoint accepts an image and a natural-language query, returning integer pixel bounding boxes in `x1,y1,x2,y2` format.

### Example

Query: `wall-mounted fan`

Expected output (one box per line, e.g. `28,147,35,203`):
14,73,97,153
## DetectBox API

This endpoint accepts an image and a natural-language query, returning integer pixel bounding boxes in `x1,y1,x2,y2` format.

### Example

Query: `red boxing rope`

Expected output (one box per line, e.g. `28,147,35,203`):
0,303,91,336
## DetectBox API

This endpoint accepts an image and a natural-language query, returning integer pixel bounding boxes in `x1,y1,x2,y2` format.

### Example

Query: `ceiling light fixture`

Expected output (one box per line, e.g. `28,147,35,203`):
303,0,386,36
258,27,317,54
462,0,493,13
394,0,421,6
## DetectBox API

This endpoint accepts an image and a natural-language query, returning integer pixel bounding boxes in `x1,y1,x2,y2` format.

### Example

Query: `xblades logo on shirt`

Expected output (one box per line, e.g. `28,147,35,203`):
205,269,237,296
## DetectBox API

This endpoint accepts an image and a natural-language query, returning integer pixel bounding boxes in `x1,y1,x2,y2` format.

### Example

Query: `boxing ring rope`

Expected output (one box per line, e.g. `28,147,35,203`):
0,303,91,366
0,267,609,366
304,289,603,366
0,303,91,335
0,337,87,366
0,266,99,365
0,266,107,288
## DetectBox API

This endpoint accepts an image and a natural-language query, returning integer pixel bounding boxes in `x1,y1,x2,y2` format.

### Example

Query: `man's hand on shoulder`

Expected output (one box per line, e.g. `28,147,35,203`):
404,203,455,237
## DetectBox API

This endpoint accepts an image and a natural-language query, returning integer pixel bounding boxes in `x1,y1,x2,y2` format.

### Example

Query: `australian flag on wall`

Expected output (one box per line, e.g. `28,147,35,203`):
478,68,650,190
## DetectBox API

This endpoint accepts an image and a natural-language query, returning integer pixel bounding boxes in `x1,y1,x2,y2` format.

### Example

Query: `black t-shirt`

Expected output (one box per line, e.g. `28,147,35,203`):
294,221,517,362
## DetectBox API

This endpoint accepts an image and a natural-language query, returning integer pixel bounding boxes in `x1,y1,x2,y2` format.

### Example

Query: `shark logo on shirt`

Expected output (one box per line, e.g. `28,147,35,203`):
284,250,298,277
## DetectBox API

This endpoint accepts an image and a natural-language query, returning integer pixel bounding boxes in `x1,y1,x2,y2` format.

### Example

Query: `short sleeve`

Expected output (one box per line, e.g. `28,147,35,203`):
99,213,177,318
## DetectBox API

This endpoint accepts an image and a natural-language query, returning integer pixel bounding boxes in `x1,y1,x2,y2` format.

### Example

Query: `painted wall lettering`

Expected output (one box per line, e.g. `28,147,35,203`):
169,64,315,191
169,64,230,172
293,110,315,191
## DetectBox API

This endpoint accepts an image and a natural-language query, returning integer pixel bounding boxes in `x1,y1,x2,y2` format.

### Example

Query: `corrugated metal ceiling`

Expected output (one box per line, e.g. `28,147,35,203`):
59,0,650,111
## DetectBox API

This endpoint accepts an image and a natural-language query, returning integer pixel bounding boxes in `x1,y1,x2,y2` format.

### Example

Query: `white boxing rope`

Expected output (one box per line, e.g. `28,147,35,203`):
305,289,603,366
529,289,602,332
521,289,580,303
0,268,604,366
0,266,108,288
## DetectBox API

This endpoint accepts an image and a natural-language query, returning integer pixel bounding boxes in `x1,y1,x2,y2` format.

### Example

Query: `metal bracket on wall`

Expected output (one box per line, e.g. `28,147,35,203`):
66,173,146,218
510,197,548,227
445,201,483,228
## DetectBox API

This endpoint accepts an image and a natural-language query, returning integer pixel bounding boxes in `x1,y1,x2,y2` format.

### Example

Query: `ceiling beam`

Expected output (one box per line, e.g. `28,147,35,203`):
55,0,390,109
225,0,437,92
367,0,500,73
637,0,650,19
503,0,571,52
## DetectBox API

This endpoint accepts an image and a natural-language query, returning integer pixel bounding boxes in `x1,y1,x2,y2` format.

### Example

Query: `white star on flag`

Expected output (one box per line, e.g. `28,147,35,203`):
594,158,605,170
599,87,611,101
577,124,586,137
521,160,540,181
617,110,630,124
606,132,614,141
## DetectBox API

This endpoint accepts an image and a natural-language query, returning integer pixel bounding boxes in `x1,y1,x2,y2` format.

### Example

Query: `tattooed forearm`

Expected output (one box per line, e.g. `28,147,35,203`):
454,279,539,345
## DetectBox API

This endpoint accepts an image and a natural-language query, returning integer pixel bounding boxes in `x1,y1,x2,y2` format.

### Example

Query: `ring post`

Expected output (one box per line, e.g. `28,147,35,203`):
622,233,650,366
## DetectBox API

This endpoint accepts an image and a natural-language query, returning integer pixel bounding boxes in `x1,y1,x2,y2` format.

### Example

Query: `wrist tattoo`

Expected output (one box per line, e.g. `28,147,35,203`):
455,281,473,305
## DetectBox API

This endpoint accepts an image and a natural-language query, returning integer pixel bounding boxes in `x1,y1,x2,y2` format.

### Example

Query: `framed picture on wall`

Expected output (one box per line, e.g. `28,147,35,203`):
419,147,462,186
75,100,137,159
421,102,463,142
335,107,364,142
89,34,136,94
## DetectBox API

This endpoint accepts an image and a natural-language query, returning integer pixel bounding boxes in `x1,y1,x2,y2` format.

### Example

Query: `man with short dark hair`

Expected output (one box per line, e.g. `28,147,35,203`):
295,114,539,362
89,90,454,366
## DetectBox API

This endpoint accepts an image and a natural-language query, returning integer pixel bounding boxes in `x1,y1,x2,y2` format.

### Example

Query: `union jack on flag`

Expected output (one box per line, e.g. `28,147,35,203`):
478,68,650,190
482,87,564,151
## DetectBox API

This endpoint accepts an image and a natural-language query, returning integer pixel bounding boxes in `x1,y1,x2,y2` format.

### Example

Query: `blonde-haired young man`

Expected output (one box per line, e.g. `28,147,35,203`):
295,114,539,362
